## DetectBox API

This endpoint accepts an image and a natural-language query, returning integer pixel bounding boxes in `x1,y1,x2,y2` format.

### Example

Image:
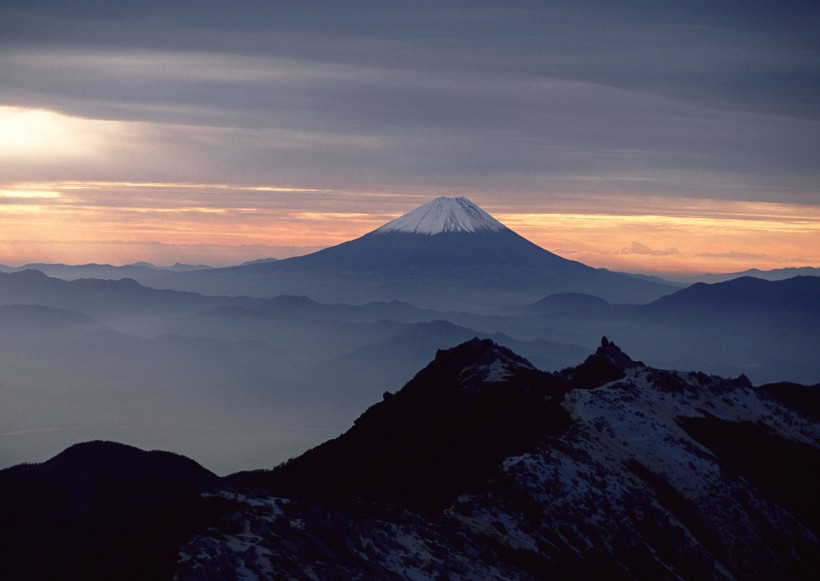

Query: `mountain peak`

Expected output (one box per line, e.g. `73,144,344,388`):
558,336,643,387
262,338,570,509
372,196,506,236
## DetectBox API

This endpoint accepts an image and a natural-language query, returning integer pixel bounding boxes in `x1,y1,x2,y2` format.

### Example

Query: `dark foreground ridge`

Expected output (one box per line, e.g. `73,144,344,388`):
256,338,572,510
251,337,645,510
0,441,222,580
1,338,818,580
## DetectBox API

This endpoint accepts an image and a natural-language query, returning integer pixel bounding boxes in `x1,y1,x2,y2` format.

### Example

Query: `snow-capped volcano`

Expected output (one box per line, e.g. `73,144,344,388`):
147,196,676,308
372,196,506,235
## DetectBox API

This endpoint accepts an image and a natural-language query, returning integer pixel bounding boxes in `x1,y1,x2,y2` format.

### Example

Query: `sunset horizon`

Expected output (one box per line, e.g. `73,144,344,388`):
1,178,817,277
2,2,817,277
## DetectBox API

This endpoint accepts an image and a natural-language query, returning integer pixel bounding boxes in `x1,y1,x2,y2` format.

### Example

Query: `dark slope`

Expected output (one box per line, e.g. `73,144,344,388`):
260,338,572,510
197,338,818,579
678,416,820,536
250,338,641,510
2,339,818,579
645,275,820,316
759,381,820,420
0,441,220,580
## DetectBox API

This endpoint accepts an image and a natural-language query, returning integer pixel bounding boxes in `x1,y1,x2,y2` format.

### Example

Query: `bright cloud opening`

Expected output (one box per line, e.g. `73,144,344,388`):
0,106,125,160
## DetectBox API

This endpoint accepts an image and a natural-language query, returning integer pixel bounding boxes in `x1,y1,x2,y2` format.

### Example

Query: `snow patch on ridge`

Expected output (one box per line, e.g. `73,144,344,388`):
458,349,535,384
373,196,506,236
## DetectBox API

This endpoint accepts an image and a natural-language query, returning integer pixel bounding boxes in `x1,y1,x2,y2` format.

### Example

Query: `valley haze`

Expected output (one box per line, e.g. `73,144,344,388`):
0,197,817,477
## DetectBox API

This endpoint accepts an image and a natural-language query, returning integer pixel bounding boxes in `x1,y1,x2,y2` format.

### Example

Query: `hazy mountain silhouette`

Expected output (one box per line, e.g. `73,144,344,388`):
506,292,614,315
0,302,342,475
696,266,820,284
1,268,817,477
496,276,820,384
0,261,211,282
0,269,253,321
645,275,820,315
0,272,594,474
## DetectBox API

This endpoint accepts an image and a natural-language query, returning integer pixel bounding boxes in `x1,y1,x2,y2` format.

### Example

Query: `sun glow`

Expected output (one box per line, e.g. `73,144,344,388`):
0,189,61,199
0,107,125,160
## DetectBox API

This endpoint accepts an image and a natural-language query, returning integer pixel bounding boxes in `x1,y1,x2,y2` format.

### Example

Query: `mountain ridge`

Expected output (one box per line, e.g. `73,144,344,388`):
193,338,820,579
2,338,818,579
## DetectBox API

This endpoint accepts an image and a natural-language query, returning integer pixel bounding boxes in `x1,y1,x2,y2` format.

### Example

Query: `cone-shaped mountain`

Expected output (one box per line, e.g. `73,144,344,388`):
267,196,582,272
164,196,675,308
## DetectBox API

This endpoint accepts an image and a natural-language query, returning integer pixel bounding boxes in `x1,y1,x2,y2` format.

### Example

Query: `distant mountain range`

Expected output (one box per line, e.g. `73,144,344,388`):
646,275,820,314
522,276,820,384
0,261,212,281
695,266,820,284
3,200,814,310
0,271,816,475
2,339,817,579
2,269,816,384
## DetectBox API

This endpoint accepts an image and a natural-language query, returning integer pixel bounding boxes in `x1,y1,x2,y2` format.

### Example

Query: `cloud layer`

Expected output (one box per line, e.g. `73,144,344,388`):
0,1,817,271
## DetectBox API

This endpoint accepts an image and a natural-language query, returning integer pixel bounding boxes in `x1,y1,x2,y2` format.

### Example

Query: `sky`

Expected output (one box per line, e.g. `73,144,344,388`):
1,0,818,275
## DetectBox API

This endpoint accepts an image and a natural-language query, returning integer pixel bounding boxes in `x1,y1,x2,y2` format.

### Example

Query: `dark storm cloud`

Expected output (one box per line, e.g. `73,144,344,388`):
1,0,818,203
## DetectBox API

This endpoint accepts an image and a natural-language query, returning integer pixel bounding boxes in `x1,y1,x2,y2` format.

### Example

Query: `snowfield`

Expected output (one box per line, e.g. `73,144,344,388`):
373,196,506,235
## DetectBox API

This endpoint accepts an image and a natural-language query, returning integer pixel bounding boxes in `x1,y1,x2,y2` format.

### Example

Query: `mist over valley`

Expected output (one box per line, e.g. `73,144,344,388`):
1,198,817,476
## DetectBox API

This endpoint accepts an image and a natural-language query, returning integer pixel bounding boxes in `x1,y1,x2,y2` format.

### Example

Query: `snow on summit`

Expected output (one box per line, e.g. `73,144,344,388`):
373,196,506,235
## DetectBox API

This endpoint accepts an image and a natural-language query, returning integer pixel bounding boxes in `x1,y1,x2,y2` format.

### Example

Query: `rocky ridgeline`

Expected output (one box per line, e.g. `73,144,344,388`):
176,338,819,580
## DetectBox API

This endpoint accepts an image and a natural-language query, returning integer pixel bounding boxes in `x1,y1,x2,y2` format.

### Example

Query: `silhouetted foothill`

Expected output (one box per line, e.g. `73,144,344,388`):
760,381,820,420
0,441,220,581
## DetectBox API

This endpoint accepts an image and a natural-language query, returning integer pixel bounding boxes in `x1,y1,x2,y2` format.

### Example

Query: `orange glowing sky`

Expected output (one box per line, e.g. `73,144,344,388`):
1,3,818,277
1,178,817,277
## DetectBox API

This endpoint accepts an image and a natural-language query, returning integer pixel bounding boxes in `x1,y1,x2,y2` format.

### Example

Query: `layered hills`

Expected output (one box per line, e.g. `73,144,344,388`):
1,269,817,476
